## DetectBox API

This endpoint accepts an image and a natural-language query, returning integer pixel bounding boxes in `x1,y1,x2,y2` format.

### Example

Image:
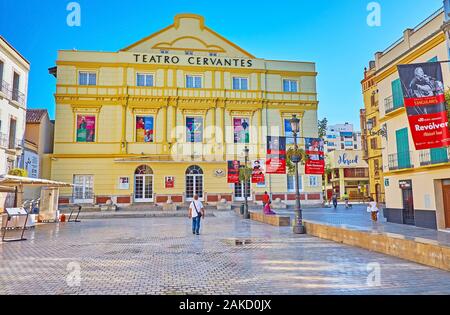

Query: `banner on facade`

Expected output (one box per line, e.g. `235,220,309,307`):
251,159,265,183
165,176,175,188
233,118,250,144
266,136,287,174
24,150,39,179
305,138,325,175
397,62,450,150
227,160,240,183
186,117,203,143
136,116,154,143
76,115,96,142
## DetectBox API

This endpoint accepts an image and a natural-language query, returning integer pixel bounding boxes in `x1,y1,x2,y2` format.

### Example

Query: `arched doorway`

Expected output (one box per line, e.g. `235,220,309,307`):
185,165,203,201
134,165,154,202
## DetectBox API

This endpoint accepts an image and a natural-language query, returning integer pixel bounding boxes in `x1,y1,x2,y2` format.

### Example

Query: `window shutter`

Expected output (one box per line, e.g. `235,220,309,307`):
391,79,404,109
396,128,411,168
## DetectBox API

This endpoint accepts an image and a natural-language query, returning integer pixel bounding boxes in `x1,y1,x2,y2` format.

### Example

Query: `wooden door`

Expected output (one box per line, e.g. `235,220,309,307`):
442,184,450,228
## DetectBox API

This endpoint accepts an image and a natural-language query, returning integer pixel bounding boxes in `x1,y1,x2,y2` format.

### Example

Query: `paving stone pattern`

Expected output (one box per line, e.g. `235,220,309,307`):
1,215,450,295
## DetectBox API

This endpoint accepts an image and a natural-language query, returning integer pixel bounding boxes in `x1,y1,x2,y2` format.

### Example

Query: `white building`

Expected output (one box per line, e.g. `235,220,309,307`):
0,36,29,175
324,123,362,153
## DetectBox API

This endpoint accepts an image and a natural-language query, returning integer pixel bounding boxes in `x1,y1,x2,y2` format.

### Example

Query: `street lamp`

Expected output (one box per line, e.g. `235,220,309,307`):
243,146,250,219
290,115,306,234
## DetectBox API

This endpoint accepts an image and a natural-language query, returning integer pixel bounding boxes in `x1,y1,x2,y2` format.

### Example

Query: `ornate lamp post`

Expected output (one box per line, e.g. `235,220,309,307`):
243,146,250,219
290,115,306,234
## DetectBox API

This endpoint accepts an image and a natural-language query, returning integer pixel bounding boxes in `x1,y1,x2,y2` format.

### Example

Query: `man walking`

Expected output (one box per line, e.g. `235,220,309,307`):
188,194,205,235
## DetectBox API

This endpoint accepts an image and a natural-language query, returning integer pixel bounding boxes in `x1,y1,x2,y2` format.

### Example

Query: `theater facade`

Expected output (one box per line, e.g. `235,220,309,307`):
50,14,321,206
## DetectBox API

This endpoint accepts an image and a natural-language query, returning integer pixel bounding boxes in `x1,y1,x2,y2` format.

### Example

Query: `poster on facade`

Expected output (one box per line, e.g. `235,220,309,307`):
305,138,325,175
24,150,39,179
136,116,154,143
233,118,250,143
251,159,265,183
266,136,286,174
76,115,96,142
227,160,240,183
119,177,129,190
186,117,203,142
165,176,175,188
397,62,450,150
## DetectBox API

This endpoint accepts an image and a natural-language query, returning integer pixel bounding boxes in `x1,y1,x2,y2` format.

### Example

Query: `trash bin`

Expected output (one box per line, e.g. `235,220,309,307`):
240,204,245,215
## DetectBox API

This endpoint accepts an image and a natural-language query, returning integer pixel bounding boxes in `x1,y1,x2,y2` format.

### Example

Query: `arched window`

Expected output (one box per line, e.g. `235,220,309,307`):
185,165,203,175
135,165,153,175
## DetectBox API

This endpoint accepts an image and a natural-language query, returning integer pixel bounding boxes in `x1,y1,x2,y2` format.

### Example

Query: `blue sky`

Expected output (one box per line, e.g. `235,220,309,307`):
0,0,445,129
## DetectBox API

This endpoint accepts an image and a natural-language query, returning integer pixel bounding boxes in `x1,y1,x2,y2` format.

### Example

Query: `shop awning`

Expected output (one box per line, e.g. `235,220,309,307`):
0,175,73,188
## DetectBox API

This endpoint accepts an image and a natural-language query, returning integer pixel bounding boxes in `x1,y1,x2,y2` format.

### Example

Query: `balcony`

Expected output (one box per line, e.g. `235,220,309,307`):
55,85,318,103
388,151,414,171
0,80,26,107
419,148,450,166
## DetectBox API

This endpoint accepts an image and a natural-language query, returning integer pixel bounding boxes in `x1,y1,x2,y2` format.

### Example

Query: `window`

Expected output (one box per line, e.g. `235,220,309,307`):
287,175,303,192
370,138,378,149
73,175,94,201
136,73,154,87
233,118,250,144
0,60,3,84
79,72,97,86
12,72,20,101
160,50,169,54
284,118,301,145
186,117,203,143
186,75,202,88
232,77,248,90
76,115,96,142
309,176,320,187
185,51,194,55
283,79,298,92
136,116,154,143
354,145,358,149
341,143,345,149
8,118,16,149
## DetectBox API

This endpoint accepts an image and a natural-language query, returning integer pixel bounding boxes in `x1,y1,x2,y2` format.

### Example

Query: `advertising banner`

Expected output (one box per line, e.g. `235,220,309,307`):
266,136,287,174
119,177,130,190
136,116,154,143
305,138,325,175
397,62,450,150
76,115,96,142
227,160,240,183
24,150,39,179
165,176,175,188
233,118,250,143
186,117,203,143
251,160,265,183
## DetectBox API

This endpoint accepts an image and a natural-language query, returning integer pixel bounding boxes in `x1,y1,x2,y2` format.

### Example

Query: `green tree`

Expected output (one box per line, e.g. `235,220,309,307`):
8,168,28,177
318,118,328,138
238,166,252,183
286,147,307,175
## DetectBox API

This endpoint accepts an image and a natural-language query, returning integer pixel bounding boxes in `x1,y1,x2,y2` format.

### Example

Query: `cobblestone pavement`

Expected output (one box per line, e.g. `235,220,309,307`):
1,214,450,295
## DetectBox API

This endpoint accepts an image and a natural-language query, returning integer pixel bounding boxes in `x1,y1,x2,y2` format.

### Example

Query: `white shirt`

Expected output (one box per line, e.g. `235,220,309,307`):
190,200,204,218
367,201,379,212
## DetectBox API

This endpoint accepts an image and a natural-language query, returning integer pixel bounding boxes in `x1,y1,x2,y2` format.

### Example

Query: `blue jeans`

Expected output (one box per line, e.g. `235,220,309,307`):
192,216,201,234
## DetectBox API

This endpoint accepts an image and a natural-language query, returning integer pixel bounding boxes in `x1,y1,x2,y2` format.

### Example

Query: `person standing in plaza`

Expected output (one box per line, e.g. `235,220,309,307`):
188,194,205,235
342,191,350,209
332,191,338,209
367,197,379,222
262,191,270,210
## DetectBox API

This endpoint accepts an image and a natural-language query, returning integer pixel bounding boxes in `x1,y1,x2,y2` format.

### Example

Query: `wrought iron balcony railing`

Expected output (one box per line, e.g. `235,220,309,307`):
388,151,414,171
419,148,450,166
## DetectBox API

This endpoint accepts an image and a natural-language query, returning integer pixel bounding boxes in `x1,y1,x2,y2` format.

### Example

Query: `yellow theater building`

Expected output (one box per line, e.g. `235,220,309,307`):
49,14,322,206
